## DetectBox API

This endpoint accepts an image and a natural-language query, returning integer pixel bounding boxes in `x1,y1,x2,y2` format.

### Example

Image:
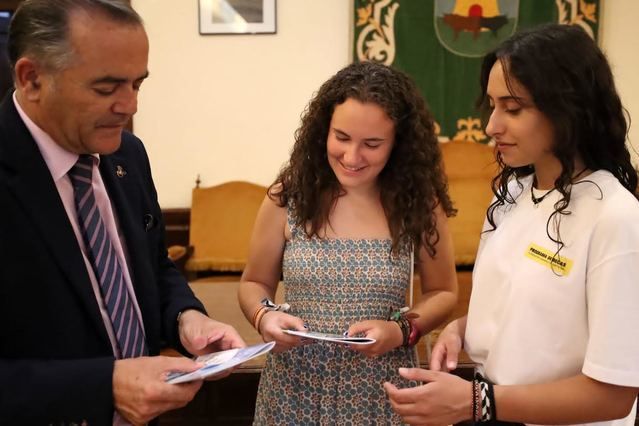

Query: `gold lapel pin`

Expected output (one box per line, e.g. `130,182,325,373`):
116,165,127,178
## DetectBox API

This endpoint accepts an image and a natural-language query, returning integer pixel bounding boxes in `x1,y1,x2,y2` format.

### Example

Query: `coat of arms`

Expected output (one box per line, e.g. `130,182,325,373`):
435,0,519,57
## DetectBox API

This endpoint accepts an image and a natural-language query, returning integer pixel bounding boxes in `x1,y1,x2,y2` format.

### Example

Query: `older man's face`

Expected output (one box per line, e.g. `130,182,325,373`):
35,10,149,155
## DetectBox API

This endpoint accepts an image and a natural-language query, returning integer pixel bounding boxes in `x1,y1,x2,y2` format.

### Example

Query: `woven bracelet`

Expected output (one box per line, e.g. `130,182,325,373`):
479,380,491,421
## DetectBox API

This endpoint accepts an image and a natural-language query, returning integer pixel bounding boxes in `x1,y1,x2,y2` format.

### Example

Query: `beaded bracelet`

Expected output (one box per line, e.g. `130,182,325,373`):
471,379,478,422
473,380,482,422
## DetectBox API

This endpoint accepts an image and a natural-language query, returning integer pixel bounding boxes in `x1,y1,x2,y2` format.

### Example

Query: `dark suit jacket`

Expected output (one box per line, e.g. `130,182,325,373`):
0,96,205,425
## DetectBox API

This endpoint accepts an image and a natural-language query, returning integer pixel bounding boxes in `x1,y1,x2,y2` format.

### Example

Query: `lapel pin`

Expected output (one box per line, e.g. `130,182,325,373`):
116,165,127,178
144,214,155,231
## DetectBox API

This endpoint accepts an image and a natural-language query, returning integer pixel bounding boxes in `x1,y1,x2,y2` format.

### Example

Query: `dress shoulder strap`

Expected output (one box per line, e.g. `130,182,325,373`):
409,246,415,306
286,201,300,239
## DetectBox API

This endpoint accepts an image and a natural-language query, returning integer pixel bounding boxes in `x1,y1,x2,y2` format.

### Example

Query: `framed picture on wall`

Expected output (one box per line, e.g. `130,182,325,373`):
199,0,276,35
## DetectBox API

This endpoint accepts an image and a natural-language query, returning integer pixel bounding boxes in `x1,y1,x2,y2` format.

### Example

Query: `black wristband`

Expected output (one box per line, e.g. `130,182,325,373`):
486,380,497,421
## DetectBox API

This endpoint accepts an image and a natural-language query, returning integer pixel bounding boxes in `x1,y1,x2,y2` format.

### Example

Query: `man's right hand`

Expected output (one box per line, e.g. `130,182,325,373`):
113,356,204,425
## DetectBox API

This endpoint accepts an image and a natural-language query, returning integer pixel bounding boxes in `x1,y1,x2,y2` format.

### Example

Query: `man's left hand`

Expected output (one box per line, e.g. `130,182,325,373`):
178,309,246,356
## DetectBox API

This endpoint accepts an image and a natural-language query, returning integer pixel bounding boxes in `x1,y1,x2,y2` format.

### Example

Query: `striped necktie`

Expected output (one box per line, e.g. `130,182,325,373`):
68,155,147,358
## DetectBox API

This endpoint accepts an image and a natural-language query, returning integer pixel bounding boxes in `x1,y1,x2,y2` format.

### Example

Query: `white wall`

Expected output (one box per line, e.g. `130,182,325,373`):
132,0,638,208
600,0,639,166
131,0,351,207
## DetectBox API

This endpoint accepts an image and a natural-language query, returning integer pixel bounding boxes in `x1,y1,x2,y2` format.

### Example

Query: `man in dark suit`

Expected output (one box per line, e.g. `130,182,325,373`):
0,1,245,424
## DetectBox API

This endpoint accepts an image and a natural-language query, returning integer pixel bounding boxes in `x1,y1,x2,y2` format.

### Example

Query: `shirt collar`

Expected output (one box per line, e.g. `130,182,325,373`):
12,91,100,181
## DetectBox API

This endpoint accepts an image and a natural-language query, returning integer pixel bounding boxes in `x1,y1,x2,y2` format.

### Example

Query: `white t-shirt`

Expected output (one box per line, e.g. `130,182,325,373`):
465,170,639,426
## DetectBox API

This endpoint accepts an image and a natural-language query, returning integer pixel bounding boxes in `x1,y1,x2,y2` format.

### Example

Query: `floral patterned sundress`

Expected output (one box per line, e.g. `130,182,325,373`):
253,207,418,425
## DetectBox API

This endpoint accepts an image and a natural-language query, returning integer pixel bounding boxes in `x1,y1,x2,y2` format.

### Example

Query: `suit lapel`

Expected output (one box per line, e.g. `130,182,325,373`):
0,98,111,346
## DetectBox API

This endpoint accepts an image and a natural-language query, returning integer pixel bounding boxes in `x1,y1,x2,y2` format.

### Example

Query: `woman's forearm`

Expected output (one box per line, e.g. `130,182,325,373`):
495,374,637,424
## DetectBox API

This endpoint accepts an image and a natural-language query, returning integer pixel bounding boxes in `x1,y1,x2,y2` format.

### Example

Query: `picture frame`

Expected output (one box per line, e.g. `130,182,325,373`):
199,0,276,35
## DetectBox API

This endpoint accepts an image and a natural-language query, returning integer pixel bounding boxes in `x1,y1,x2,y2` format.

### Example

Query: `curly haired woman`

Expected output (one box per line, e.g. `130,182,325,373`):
238,61,458,424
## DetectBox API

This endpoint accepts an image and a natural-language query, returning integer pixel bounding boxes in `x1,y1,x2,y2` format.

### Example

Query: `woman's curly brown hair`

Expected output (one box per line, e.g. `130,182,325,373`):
270,61,456,257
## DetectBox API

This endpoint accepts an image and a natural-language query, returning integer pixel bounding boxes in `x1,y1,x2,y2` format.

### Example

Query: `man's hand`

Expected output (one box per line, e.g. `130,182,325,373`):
178,309,246,356
113,356,203,425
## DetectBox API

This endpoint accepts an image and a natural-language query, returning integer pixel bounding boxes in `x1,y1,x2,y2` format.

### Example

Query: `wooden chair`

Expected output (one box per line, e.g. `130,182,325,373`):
170,181,267,281
441,140,497,267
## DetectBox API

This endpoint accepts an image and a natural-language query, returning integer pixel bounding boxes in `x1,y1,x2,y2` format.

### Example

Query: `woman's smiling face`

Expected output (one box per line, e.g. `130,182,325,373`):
326,98,395,192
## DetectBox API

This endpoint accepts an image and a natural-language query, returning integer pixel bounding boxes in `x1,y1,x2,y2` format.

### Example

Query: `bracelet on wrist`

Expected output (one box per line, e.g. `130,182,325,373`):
387,307,422,347
252,298,292,334
260,297,291,312
254,308,269,334
406,318,423,346
390,317,409,347
473,373,496,423
387,306,409,321
251,305,267,329
473,380,482,422
479,380,491,421
487,380,497,422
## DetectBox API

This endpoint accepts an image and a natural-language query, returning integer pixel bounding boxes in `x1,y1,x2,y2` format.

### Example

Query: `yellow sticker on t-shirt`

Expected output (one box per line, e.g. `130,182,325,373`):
525,243,574,276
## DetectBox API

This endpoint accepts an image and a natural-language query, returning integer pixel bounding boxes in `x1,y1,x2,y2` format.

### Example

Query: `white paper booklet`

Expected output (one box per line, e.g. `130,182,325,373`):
283,329,376,345
166,341,276,384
